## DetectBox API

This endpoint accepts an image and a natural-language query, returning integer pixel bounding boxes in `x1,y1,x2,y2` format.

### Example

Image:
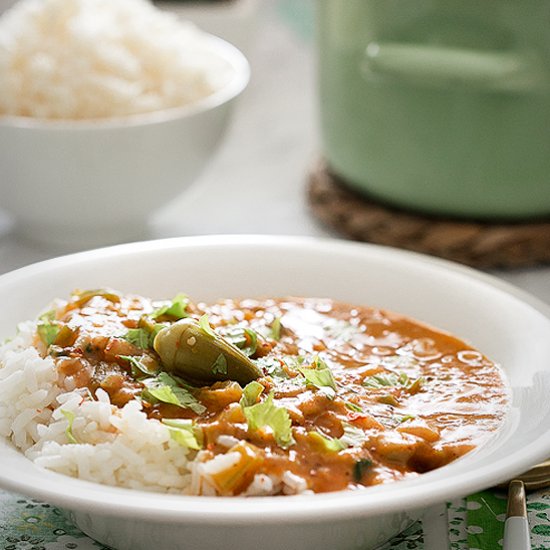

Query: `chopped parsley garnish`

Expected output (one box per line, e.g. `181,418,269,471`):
119,355,157,378
344,401,364,413
37,321,60,347
353,459,373,482
123,328,150,350
270,317,282,341
255,356,289,380
199,314,216,338
162,418,202,450
339,422,369,448
363,372,402,388
377,394,399,406
363,371,424,393
309,423,368,453
308,431,346,452
61,409,78,444
221,326,258,357
240,381,264,407
152,293,189,320
284,355,306,368
241,328,258,356
36,310,60,346
123,320,166,351
39,310,55,322
298,356,337,397
211,353,228,375
150,322,167,340
242,392,295,448
142,373,206,414
406,377,425,394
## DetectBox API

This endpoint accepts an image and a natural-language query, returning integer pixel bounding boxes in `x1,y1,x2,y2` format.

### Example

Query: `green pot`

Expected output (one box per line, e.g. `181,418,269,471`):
318,0,550,220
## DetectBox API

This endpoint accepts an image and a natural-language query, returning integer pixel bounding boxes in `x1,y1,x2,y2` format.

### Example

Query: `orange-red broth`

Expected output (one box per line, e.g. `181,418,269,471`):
37,292,508,495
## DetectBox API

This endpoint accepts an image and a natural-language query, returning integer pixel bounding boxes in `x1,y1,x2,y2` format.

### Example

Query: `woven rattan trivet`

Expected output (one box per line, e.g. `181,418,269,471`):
308,160,550,269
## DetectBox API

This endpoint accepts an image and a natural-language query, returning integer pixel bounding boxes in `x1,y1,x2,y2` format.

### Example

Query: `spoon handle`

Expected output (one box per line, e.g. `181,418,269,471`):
503,480,531,550
503,517,531,550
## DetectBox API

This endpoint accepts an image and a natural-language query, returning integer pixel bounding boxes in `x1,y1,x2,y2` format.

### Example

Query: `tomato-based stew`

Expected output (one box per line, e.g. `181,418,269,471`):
35,290,508,495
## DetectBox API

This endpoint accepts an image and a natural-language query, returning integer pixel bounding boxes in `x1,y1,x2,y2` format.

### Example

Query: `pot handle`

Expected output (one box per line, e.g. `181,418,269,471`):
362,42,543,92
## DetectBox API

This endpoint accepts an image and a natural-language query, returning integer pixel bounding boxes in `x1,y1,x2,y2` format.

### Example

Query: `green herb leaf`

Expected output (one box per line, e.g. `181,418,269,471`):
345,401,364,413
240,381,264,407
123,328,151,350
406,377,425,394
378,394,399,406
298,356,337,396
151,323,167,340
119,355,157,378
221,327,246,348
255,356,288,380
211,353,228,375
282,355,306,371
363,373,399,388
363,371,423,393
270,317,282,341
162,418,202,450
152,293,189,320
61,409,78,444
37,323,60,347
199,314,216,338
353,458,373,482
39,310,56,322
398,414,416,423
242,392,294,448
363,372,424,389
363,372,424,398
242,328,258,356
339,422,368,448
308,431,346,452
142,372,206,414
219,326,258,357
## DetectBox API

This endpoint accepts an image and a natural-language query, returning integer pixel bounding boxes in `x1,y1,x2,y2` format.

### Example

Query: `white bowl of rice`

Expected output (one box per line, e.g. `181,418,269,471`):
0,0,249,247
1,235,550,550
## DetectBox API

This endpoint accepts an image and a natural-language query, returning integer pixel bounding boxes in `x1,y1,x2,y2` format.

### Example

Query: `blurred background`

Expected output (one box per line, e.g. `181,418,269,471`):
0,0,548,299
0,0,320,264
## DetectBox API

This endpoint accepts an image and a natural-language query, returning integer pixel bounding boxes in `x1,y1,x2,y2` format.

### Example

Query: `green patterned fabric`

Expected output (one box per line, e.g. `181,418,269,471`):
466,491,507,550
0,488,549,549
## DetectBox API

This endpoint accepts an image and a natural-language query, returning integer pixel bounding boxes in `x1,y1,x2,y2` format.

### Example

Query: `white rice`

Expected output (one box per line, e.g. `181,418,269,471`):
0,0,233,119
0,321,308,496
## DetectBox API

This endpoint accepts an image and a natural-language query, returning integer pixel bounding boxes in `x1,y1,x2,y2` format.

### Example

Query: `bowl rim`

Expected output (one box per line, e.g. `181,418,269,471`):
0,234,550,524
0,34,250,130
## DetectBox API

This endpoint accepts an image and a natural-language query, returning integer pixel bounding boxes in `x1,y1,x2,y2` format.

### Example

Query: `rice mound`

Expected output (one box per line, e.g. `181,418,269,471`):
0,322,193,493
0,0,233,119
0,322,308,496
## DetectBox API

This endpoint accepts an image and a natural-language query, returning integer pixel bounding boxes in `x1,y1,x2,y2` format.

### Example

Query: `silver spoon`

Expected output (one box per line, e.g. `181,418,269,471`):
499,459,550,550
503,480,531,550
508,459,550,491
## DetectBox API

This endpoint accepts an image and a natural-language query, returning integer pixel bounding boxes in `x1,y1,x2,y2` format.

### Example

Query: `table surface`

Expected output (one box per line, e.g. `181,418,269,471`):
0,1,549,548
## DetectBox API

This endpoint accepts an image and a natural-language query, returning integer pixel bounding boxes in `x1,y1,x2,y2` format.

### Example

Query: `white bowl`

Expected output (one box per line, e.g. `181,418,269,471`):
0,37,249,248
0,235,549,550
